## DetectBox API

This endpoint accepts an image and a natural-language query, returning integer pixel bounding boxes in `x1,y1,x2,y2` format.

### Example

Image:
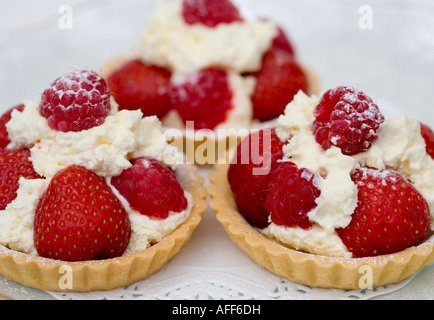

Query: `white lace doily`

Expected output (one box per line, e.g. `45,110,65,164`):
48,264,413,300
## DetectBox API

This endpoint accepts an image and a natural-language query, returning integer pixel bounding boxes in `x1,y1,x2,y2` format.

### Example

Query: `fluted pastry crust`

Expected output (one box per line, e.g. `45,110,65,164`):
208,163,434,289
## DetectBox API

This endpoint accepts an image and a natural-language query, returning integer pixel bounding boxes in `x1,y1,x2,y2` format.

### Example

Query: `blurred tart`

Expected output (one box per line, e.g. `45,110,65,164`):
100,0,319,164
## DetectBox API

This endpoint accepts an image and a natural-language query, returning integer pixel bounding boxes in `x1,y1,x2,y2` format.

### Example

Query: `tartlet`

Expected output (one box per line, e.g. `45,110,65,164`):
0,164,206,292
209,163,434,289
209,87,434,289
0,70,207,292
99,0,319,165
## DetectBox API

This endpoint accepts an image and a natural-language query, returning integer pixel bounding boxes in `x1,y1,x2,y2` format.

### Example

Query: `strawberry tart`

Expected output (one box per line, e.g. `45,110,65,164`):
100,0,318,164
0,70,207,292
209,86,434,289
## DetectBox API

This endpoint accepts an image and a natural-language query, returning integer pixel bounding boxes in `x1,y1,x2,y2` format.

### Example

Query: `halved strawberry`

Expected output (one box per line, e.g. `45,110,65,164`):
0,104,24,148
34,165,131,261
107,60,172,119
0,149,41,210
228,129,285,228
337,167,431,258
420,122,434,159
250,47,309,122
271,26,295,56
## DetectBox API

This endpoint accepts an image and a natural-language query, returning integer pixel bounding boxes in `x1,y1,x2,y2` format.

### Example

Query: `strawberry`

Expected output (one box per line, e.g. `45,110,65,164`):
182,0,243,28
111,158,188,220
228,129,285,228
107,60,172,119
250,47,309,122
0,104,24,148
271,26,295,56
337,167,431,258
0,149,41,210
420,122,434,159
34,165,131,261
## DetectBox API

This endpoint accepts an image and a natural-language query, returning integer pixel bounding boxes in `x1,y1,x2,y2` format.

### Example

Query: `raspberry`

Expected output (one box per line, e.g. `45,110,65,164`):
420,122,434,159
182,0,243,28
107,60,172,119
0,149,42,210
228,129,285,228
0,104,24,148
170,69,233,130
337,167,431,258
313,86,385,156
111,157,188,219
265,162,320,230
250,47,309,122
39,70,111,132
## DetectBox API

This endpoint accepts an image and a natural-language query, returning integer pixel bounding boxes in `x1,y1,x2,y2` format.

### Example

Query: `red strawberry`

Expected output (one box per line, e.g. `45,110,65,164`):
336,167,431,258
170,68,233,130
313,86,385,156
107,60,172,119
182,0,243,28
0,149,41,210
265,162,320,230
34,165,131,261
228,129,285,228
0,104,24,148
271,26,295,56
39,70,111,132
420,122,434,159
111,158,188,220
250,47,309,122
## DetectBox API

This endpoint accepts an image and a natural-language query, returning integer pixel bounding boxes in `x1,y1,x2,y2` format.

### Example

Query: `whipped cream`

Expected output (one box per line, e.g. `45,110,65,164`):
266,91,434,258
7,99,182,178
0,178,49,256
0,97,192,257
140,0,277,75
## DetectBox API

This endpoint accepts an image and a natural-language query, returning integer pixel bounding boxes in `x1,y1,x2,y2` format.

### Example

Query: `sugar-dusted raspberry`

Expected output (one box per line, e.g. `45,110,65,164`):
107,59,172,119
182,0,243,28
170,68,233,130
39,70,111,132
111,157,188,219
313,86,385,156
265,162,320,230
228,129,285,228
250,47,309,122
